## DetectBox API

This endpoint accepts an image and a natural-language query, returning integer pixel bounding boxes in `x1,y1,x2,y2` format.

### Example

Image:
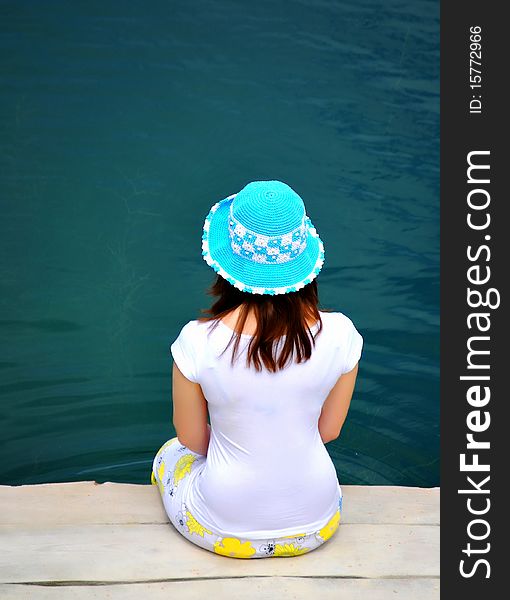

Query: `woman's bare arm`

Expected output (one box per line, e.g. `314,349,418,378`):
318,363,359,443
172,362,211,455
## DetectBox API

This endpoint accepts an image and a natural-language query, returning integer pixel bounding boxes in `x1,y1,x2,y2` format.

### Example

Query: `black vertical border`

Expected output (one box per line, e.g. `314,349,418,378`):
441,1,505,596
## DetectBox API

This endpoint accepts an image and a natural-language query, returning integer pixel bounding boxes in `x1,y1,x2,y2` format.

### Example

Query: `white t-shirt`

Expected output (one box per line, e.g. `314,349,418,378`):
170,309,363,539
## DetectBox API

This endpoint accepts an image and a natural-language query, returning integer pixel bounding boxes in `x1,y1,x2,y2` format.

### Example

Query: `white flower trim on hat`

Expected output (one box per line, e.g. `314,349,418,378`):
201,195,325,295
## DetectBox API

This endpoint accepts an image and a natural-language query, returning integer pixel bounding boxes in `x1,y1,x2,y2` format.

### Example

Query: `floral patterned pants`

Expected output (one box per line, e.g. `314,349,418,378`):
151,436,342,559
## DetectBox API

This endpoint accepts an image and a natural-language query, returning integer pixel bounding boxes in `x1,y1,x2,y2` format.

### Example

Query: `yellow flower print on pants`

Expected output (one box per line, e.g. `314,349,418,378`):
185,509,212,537
151,437,179,488
173,454,197,486
156,459,166,495
317,509,341,541
214,537,257,558
273,543,309,556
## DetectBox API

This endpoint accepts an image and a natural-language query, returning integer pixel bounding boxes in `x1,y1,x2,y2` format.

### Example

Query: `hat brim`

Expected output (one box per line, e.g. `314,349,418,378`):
201,195,325,295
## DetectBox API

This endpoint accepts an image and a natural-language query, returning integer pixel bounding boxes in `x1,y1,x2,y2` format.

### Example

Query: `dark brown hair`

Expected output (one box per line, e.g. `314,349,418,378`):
197,275,332,373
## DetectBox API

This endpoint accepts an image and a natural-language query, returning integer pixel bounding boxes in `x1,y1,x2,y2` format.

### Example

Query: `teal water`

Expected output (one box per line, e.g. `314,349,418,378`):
1,1,439,486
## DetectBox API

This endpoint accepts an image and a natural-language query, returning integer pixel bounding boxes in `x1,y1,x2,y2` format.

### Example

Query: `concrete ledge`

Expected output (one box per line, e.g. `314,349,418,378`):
0,483,440,598
0,578,440,600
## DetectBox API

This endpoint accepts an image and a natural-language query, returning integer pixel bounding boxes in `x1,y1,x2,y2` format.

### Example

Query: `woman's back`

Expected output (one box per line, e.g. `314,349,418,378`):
153,180,364,558
170,309,363,538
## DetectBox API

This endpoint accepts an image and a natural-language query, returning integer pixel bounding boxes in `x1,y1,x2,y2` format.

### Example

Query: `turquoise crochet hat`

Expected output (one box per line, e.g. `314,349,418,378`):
201,180,325,295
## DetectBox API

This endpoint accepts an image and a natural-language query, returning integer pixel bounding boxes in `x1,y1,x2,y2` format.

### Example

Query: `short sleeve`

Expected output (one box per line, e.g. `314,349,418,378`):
340,315,364,375
170,320,200,383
